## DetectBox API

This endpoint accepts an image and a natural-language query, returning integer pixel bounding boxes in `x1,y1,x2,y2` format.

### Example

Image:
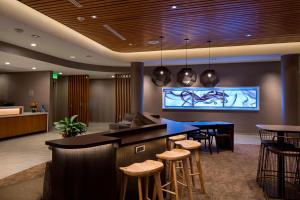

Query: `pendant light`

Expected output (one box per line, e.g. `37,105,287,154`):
177,38,197,86
200,40,219,87
151,36,171,87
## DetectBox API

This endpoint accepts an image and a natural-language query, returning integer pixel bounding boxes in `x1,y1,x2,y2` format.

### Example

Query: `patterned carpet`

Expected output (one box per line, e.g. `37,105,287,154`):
0,144,265,200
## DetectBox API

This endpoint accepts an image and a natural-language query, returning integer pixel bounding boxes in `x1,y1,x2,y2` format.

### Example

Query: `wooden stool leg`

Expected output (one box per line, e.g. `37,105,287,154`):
120,174,128,200
183,158,194,200
189,157,195,186
138,177,143,200
144,176,149,200
168,161,174,199
172,161,179,200
195,151,206,194
153,173,164,200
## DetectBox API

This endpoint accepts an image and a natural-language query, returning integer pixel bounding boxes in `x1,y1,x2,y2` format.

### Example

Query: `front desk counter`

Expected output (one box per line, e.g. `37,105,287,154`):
45,114,234,200
0,112,48,139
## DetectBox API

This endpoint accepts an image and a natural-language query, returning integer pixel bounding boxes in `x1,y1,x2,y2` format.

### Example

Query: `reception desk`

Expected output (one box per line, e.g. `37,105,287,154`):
0,112,48,139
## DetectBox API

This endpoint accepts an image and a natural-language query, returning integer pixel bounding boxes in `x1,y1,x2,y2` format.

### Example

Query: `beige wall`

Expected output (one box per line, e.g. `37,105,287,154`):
89,79,115,122
144,61,282,133
0,71,53,126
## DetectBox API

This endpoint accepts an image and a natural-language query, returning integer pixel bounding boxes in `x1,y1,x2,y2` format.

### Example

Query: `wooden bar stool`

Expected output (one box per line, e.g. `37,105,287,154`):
119,160,164,200
155,149,193,200
168,135,186,150
175,140,206,194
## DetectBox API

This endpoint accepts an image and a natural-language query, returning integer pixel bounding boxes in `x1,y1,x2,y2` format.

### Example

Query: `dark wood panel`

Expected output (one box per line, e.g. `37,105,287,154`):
0,114,48,139
115,74,131,122
68,75,89,124
18,0,300,52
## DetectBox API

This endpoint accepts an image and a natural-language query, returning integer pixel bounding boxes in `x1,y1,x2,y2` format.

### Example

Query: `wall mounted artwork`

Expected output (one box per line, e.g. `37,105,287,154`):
162,87,259,111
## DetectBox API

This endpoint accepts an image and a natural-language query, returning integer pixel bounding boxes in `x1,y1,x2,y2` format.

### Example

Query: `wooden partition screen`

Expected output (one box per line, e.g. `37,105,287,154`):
115,74,131,122
68,75,89,124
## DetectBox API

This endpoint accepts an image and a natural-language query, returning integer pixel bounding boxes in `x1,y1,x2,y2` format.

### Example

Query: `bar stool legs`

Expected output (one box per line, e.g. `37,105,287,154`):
120,174,128,200
156,149,194,200
194,150,205,193
119,160,164,200
175,140,206,194
182,158,194,200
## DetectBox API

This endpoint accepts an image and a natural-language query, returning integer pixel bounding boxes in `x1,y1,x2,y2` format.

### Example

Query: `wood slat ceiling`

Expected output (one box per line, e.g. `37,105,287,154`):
18,0,300,52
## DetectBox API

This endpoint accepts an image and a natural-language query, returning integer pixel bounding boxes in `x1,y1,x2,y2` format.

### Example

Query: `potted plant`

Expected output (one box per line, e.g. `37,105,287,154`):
54,115,87,137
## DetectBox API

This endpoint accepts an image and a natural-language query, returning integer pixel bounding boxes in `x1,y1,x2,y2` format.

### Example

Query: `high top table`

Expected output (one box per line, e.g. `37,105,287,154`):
180,121,235,151
256,124,300,198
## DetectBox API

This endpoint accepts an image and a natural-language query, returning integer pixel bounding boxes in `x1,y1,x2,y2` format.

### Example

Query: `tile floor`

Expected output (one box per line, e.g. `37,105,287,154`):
0,123,260,179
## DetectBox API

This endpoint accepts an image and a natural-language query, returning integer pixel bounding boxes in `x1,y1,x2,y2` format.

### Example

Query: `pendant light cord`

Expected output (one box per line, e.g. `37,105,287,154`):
208,40,211,70
185,38,189,69
160,36,163,67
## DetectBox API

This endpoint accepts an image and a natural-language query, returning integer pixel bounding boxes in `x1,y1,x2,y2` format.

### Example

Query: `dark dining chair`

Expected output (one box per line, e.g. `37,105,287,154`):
256,129,278,186
188,129,213,154
262,136,300,200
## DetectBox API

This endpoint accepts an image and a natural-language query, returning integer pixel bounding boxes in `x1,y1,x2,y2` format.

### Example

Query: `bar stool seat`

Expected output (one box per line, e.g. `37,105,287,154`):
156,149,190,160
175,140,201,150
175,140,206,194
120,160,163,177
168,135,186,150
169,134,186,142
119,160,164,200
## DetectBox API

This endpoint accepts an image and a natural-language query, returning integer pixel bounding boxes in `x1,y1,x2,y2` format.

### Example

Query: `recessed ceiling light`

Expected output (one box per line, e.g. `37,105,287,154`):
14,28,24,33
148,40,159,45
70,56,76,59
4,62,10,65
77,17,85,22
91,15,97,19
111,75,115,78
171,5,177,9
58,72,63,75
30,43,37,47
32,67,37,70
245,34,252,37
31,34,40,38
129,43,133,46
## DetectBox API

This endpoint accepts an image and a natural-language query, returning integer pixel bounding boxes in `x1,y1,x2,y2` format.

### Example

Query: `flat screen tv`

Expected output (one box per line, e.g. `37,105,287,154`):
162,87,259,111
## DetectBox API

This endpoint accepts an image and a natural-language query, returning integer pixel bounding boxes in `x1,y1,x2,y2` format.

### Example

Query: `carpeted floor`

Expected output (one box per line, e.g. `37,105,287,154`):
0,144,265,200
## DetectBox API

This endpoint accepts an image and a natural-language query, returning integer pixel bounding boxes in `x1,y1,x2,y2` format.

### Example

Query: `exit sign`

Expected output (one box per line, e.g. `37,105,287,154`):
52,72,58,79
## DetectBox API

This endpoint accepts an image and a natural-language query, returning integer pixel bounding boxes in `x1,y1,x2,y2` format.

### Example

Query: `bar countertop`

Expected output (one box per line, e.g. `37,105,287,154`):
46,114,199,149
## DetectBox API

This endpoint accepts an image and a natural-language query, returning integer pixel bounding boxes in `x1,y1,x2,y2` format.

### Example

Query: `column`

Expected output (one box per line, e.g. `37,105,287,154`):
281,54,299,125
131,62,144,113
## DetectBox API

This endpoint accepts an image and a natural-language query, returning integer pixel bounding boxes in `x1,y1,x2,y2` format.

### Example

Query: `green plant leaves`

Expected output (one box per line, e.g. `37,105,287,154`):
53,115,87,137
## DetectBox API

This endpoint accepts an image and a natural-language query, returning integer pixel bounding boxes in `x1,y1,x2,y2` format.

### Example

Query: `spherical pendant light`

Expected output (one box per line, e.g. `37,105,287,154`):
151,36,171,87
200,40,220,87
200,69,219,87
177,68,197,86
152,66,171,86
177,39,197,87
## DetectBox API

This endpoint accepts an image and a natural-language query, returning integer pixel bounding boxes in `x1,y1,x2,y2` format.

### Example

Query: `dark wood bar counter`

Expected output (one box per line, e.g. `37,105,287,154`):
45,114,234,200
45,114,199,200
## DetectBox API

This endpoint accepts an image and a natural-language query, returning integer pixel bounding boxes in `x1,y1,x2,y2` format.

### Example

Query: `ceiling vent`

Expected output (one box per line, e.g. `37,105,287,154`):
67,0,82,8
103,24,126,41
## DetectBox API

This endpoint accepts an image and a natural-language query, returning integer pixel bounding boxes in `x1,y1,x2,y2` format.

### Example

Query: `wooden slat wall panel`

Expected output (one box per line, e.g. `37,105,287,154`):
115,74,131,122
19,0,300,52
68,75,89,124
